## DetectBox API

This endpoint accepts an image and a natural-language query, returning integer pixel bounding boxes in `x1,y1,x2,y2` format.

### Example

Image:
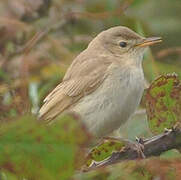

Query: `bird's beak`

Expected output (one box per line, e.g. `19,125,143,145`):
135,37,162,47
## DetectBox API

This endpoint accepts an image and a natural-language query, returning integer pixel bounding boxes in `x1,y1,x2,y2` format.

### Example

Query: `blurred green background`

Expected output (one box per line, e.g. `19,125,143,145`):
0,0,181,179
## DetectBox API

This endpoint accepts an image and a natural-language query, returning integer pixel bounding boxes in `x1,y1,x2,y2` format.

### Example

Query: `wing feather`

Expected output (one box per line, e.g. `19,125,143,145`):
39,52,112,121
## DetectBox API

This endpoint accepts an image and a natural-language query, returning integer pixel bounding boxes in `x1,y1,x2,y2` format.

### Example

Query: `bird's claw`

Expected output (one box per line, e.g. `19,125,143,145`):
172,122,181,132
164,128,172,133
135,136,144,144
134,136,145,158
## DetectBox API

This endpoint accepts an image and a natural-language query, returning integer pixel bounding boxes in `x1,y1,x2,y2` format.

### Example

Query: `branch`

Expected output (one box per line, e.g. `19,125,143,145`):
15,0,134,55
157,47,181,58
85,126,181,171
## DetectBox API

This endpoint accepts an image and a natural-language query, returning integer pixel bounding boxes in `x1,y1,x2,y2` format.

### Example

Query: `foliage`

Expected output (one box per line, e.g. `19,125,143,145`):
0,114,89,179
85,138,126,169
0,0,181,179
81,74,181,173
146,74,181,134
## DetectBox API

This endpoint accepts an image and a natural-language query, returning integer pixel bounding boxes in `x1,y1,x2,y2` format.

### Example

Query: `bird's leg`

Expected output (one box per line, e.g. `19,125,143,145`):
134,137,145,158
172,122,181,132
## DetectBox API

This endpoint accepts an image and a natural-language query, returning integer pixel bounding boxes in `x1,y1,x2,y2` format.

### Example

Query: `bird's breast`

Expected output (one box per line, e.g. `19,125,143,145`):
71,64,145,137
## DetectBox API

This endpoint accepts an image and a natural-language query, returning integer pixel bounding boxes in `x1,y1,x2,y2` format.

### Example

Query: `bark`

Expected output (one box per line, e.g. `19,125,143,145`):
85,126,181,171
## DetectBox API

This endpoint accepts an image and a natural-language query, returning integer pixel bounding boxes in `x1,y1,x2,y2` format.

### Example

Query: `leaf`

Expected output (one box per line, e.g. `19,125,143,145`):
0,114,90,180
145,73,181,134
132,0,147,7
84,139,126,169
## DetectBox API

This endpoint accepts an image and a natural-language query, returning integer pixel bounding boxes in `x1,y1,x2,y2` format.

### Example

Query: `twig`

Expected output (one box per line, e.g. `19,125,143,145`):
15,0,134,55
66,0,133,20
157,47,181,58
85,126,181,171
16,19,67,55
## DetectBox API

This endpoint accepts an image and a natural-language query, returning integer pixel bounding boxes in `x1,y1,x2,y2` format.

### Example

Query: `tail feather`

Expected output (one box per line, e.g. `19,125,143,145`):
38,94,72,122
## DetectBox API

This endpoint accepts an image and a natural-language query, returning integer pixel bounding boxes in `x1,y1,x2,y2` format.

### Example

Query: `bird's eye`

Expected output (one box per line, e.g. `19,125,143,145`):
119,41,127,48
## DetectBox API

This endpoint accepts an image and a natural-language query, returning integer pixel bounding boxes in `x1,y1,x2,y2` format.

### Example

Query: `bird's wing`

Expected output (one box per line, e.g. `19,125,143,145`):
39,54,112,122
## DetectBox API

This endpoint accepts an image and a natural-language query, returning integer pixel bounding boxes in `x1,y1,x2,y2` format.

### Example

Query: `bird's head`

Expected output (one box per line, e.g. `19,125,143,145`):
97,26,162,60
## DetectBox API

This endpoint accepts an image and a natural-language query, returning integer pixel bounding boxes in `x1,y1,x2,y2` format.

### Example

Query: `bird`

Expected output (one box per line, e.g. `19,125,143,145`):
38,26,162,138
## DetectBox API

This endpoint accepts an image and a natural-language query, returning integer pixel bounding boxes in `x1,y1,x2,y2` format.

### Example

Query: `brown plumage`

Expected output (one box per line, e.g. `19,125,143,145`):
39,26,162,137
39,35,113,121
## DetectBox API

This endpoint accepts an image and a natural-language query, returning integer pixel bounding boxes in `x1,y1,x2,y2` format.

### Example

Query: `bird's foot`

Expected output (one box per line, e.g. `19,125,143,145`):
164,127,172,133
134,136,145,158
172,122,181,132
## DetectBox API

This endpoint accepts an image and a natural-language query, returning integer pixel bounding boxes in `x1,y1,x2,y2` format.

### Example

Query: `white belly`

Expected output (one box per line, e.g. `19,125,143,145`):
72,65,144,137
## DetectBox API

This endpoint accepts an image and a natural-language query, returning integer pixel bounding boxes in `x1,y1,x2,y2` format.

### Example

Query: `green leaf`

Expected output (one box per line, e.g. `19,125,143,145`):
132,0,147,7
85,139,126,168
145,73,181,134
0,114,89,179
